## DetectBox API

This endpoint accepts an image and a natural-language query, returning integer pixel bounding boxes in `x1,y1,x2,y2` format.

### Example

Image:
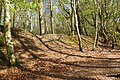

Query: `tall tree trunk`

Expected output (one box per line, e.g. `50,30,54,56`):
13,12,16,28
70,0,75,36
44,19,47,34
74,0,83,52
68,19,71,35
0,2,2,24
12,0,16,28
50,0,54,34
4,0,17,67
38,1,42,35
30,11,33,32
28,11,33,32
93,0,99,50
93,25,99,50
38,0,44,35
28,9,33,32
76,0,82,35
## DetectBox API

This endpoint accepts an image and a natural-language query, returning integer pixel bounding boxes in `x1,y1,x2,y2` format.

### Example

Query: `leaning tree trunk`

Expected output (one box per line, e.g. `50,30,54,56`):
74,0,83,52
4,0,17,67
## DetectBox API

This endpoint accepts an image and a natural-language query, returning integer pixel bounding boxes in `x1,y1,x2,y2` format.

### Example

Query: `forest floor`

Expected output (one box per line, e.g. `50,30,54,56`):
0,28,120,80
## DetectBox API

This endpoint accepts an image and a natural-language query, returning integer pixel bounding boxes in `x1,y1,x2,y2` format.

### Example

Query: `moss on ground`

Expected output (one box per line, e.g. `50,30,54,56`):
58,35,94,51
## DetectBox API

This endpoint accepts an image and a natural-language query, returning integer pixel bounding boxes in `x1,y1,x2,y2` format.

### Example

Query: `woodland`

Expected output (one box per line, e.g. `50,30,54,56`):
0,0,120,80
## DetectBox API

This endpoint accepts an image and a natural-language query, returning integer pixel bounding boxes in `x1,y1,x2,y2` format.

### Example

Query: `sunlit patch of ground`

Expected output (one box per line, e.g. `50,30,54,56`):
0,29,120,80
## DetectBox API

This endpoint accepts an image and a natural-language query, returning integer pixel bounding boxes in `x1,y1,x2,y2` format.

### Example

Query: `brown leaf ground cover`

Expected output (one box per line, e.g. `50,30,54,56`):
0,28,120,80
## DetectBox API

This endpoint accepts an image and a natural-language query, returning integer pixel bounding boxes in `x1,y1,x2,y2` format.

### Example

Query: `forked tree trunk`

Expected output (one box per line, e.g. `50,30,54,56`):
98,0,109,45
4,0,17,67
74,0,83,52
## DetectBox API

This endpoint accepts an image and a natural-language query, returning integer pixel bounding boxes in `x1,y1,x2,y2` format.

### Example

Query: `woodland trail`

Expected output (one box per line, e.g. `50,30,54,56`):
0,28,120,80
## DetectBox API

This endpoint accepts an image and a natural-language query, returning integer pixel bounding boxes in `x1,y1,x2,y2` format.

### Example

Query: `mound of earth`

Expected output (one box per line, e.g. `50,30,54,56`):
0,28,120,80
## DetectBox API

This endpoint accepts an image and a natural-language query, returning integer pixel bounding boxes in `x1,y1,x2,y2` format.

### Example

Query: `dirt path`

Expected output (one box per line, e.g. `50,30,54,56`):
38,34,120,80
0,29,120,80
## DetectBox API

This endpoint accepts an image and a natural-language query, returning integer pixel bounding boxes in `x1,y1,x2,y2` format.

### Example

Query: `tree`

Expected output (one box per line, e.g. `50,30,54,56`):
74,0,83,51
70,0,75,36
4,0,17,67
49,0,54,34
38,0,44,35
12,0,17,28
93,0,99,50
58,0,71,35
29,11,33,32
0,2,2,24
98,0,109,44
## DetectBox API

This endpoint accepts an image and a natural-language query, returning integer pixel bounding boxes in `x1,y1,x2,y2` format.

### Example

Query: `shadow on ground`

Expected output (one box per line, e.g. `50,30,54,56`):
0,28,120,80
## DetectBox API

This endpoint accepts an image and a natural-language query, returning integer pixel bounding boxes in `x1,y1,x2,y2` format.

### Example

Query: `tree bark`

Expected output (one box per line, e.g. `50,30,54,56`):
76,0,83,35
30,11,33,32
74,0,83,52
38,0,44,35
93,0,99,50
98,0,109,44
13,0,16,28
50,0,54,34
4,0,17,67
70,0,75,36
0,2,2,24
